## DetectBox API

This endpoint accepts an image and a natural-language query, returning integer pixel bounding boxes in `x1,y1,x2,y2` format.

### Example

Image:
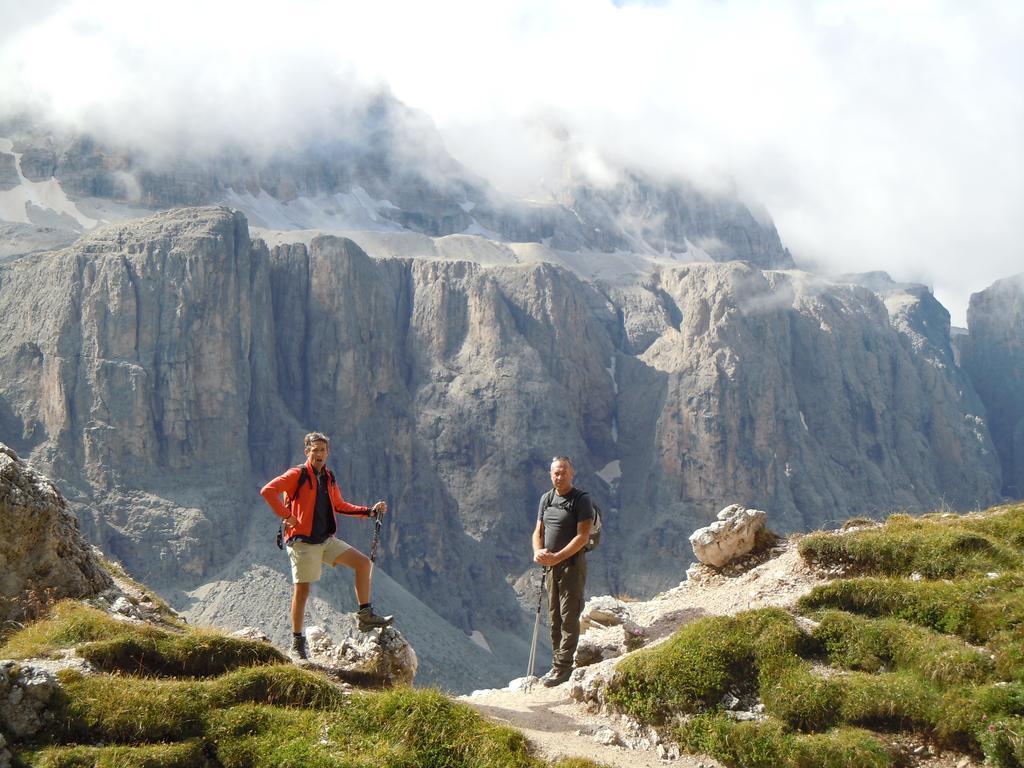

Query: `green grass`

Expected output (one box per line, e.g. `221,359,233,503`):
1,601,285,677
605,609,805,723
797,573,1024,643
1,602,127,657
604,504,1024,768
6,601,609,768
798,506,1024,578
18,739,211,768
812,610,993,684
679,714,895,768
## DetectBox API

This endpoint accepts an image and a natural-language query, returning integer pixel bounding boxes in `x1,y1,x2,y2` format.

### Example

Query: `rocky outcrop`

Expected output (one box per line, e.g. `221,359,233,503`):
689,505,768,568
959,274,1024,498
0,208,1008,690
0,443,112,624
305,625,417,688
0,661,61,740
611,265,1000,594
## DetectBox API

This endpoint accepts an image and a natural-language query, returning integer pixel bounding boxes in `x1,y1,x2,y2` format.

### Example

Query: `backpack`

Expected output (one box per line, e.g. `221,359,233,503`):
275,465,335,549
544,488,603,552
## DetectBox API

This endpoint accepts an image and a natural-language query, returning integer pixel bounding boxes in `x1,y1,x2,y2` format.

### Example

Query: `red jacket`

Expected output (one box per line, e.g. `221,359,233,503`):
260,460,370,542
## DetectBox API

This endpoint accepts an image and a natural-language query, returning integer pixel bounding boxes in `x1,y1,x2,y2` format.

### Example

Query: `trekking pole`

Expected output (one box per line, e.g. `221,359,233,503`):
527,567,547,678
368,509,383,582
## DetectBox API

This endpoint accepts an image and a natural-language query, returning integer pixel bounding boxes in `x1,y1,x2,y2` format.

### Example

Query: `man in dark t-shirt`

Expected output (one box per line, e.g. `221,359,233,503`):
531,455,593,686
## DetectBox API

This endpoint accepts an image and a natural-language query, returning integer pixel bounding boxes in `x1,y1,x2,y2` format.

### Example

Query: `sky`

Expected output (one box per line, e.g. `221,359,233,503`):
1,0,1021,325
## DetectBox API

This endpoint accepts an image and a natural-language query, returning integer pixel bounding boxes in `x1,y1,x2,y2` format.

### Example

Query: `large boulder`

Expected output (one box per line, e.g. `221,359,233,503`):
0,444,112,624
305,625,417,687
689,504,768,568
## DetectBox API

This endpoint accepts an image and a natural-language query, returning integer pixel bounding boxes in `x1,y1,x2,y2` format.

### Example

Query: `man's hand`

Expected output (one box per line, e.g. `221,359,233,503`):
534,548,558,567
370,500,388,518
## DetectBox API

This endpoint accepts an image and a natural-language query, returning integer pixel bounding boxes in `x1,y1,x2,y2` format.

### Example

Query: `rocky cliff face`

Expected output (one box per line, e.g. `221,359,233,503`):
0,442,112,624
959,274,1024,497
0,207,1007,688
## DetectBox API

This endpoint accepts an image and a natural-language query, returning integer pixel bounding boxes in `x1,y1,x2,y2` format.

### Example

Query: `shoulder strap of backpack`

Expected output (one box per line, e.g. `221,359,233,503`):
290,466,310,500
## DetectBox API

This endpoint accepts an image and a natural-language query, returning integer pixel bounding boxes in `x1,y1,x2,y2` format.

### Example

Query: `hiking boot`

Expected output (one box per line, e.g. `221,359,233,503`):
288,635,308,662
356,606,394,631
541,668,572,687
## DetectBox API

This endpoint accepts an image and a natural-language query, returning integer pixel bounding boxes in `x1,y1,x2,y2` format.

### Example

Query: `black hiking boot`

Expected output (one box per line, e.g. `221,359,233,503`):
356,606,394,631
541,668,572,687
288,634,308,662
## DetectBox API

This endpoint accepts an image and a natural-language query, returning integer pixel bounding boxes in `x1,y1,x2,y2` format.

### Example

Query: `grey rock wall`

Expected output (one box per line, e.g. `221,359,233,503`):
959,274,1024,497
0,207,1009,688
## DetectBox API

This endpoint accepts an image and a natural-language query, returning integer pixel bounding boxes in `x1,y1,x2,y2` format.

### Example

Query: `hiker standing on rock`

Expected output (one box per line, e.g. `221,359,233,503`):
532,456,593,686
261,431,393,661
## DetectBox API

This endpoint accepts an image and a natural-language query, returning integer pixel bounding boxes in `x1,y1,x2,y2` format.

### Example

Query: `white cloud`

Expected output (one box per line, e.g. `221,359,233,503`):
1,0,1021,324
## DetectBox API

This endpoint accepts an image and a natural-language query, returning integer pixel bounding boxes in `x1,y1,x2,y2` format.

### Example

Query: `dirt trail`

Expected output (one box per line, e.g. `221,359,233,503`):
461,543,823,767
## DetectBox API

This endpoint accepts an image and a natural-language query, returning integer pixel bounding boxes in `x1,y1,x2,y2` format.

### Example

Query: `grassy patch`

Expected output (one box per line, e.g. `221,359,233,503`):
678,714,895,768
607,505,1024,765
605,609,805,723
798,506,1024,578
1,601,284,677
48,665,349,743
1,602,124,658
17,739,210,768
78,630,285,677
798,573,1024,644
812,610,993,684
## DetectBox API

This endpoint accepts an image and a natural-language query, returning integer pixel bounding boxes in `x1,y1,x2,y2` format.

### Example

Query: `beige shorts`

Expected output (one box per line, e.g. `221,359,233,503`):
286,537,351,584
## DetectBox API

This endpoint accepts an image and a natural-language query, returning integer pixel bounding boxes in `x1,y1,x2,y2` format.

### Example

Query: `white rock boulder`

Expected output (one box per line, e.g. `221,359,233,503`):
689,504,768,568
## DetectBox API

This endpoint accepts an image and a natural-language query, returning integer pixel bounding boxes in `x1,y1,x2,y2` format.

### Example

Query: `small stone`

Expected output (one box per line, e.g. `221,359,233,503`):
721,693,740,710
913,744,926,755
593,727,620,746
957,758,971,768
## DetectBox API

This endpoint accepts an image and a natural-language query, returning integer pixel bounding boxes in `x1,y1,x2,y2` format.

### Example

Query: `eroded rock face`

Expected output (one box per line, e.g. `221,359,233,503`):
690,505,767,568
959,274,1024,498
0,443,112,624
0,207,1010,690
612,265,1001,594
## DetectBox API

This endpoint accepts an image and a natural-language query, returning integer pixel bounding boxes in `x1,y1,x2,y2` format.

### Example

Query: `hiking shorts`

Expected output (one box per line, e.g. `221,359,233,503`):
287,537,351,584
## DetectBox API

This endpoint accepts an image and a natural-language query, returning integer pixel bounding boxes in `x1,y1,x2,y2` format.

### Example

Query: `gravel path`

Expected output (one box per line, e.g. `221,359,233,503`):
461,541,824,767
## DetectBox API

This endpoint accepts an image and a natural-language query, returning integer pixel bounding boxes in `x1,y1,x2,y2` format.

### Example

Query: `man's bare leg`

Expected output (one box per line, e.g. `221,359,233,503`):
291,582,311,633
333,548,371,604
333,548,393,630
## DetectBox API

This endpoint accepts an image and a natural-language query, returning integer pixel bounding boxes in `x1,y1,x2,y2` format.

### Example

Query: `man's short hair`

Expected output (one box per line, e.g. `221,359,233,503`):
551,455,573,467
304,431,330,449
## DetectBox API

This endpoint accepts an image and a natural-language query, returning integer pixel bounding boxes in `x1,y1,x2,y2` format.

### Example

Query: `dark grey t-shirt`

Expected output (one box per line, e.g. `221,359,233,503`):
537,488,593,553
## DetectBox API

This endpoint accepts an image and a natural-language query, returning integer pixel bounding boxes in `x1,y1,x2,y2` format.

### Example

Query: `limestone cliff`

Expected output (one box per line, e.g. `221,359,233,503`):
0,207,1007,689
959,274,1024,497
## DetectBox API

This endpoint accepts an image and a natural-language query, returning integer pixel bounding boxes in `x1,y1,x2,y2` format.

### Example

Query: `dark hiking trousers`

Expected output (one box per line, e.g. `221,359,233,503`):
547,553,587,673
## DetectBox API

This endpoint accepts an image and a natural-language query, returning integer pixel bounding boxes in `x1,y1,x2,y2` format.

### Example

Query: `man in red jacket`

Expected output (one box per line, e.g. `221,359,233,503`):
261,431,393,661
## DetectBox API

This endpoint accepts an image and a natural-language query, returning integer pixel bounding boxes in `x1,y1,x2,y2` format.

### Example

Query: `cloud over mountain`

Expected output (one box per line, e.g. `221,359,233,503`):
1,0,1021,323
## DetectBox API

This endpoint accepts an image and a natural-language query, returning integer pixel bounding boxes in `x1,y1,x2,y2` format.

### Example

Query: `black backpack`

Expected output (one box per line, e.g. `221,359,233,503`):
543,488,603,552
